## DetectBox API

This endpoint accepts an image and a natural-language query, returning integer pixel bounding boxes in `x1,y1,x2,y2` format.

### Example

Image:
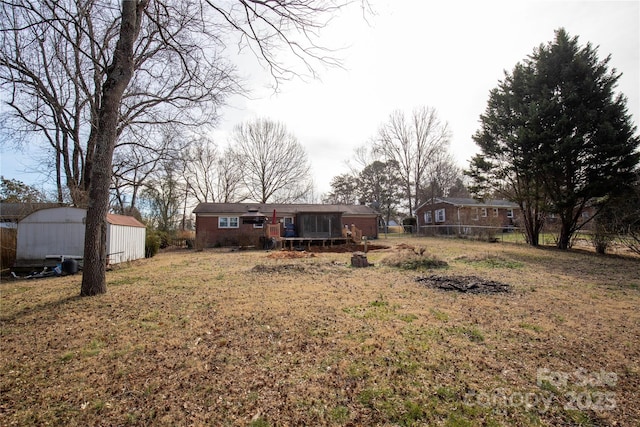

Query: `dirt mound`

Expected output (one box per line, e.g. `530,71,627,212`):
416,274,511,294
395,243,417,251
304,243,388,253
266,251,316,259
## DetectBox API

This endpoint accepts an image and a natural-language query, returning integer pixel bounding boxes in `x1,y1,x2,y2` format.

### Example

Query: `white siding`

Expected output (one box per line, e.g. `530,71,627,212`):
16,207,86,261
106,224,146,264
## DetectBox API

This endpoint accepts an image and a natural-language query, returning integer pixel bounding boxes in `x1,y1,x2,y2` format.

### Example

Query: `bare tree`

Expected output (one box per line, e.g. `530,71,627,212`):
111,125,186,212
345,143,380,176
230,118,312,203
419,151,464,202
183,137,246,204
1,0,369,295
0,0,237,206
141,160,184,232
216,148,246,203
373,106,451,217
184,137,220,203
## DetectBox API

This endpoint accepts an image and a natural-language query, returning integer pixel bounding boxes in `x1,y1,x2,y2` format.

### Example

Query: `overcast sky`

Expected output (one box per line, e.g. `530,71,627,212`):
1,0,639,199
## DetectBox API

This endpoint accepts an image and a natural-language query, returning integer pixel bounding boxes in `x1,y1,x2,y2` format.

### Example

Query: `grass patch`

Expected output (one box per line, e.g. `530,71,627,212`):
81,339,105,357
449,326,485,343
1,236,638,426
455,254,524,269
328,405,349,423
430,308,450,322
519,322,543,332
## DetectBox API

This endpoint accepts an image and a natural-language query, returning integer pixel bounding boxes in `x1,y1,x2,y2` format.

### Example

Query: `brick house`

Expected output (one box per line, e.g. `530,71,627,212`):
193,203,379,248
415,197,521,236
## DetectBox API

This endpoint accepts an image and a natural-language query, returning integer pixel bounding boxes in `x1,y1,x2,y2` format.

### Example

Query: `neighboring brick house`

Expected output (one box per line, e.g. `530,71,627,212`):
415,197,520,235
543,205,599,232
193,203,379,248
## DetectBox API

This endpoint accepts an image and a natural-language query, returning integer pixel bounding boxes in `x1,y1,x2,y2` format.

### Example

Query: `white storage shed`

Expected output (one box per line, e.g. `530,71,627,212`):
15,207,146,267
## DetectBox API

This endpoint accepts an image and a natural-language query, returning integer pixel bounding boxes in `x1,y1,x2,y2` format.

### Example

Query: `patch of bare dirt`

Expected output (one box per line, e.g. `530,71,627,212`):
394,242,420,251
304,243,389,253
416,274,511,294
266,251,316,259
251,264,308,274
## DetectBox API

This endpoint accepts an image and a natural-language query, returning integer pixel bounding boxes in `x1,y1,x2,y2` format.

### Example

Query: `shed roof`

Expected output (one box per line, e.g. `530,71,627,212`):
8,205,145,228
193,203,378,216
107,213,145,228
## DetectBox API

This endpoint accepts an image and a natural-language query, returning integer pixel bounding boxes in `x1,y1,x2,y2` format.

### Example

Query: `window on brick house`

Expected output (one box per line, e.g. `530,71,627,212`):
218,216,239,228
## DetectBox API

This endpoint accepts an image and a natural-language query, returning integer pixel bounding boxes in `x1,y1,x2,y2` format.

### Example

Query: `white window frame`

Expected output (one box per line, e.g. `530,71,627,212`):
218,216,239,229
435,208,446,223
506,209,514,219
424,211,432,224
471,207,479,221
481,208,488,217
493,208,499,217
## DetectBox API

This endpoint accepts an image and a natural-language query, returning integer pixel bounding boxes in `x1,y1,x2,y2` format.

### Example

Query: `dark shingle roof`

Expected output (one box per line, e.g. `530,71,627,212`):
0,202,66,222
193,203,378,216
418,198,519,210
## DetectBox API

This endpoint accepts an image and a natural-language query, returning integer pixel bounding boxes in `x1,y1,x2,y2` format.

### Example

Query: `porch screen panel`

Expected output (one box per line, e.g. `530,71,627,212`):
298,213,342,238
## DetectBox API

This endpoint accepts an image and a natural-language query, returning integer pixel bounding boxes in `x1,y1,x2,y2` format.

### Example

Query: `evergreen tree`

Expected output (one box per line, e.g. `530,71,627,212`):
357,160,402,229
323,174,358,205
469,29,639,248
468,62,549,246
0,177,47,203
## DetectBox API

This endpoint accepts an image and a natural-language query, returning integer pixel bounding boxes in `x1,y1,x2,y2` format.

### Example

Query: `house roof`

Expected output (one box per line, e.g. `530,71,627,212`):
107,213,145,228
193,203,378,217
417,197,519,210
0,202,66,222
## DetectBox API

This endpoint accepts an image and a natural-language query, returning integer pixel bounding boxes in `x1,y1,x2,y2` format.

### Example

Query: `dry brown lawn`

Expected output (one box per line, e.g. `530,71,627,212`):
1,236,639,426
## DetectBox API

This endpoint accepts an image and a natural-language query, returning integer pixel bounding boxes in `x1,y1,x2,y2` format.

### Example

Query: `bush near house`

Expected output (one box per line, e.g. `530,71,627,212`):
145,230,161,258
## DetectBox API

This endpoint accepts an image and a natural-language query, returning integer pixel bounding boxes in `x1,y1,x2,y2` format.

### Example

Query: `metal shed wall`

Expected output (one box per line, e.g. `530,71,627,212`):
106,223,146,263
16,207,146,267
16,207,86,262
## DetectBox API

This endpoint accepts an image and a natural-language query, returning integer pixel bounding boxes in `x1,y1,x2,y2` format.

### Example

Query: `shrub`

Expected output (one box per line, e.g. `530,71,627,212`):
402,217,417,233
145,231,161,258
381,246,448,270
156,230,171,249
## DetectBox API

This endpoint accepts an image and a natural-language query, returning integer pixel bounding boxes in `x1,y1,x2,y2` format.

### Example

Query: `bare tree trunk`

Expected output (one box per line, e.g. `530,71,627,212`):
81,0,148,296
